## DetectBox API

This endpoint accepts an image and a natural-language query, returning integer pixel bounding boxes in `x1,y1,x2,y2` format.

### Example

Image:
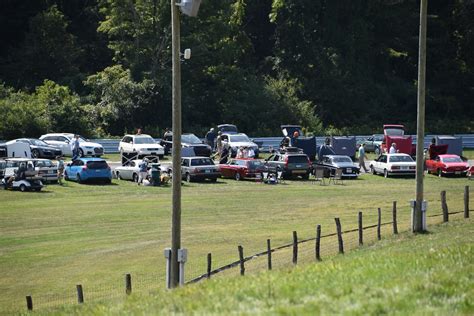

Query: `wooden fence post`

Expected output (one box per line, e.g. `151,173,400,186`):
125,274,132,295
358,212,363,246
207,253,212,279
315,225,321,261
292,231,298,265
441,190,449,222
465,186,470,219
26,296,33,311
377,208,382,240
238,245,245,276
76,284,84,304
392,201,398,234
267,239,272,270
335,218,344,254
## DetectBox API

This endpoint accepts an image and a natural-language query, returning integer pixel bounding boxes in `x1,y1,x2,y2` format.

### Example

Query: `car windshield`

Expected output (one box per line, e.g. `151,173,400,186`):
332,157,352,163
374,135,384,141
385,128,404,136
30,139,50,146
389,155,413,163
87,161,108,169
34,160,53,167
441,157,462,163
182,134,201,144
134,137,155,144
191,158,214,166
248,160,264,169
229,135,250,142
287,156,308,163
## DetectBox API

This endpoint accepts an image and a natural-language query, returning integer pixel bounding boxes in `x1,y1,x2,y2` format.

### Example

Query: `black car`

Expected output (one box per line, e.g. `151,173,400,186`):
315,155,359,178
160,133,212,157
15,138,62,159
264,151,312,179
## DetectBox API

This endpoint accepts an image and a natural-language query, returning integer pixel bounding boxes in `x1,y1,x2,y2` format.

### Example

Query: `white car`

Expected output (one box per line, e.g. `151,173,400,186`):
39,133,104,157
114,159,142,182
369,153,416,178
221,133,259,158
118,134,164,159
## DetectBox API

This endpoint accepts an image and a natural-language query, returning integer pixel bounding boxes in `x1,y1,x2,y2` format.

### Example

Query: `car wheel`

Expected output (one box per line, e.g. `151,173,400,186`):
105,179,112,184
31,149,40,158
384,169,389,178
34,188,41,192
132,173,139,183
79,149,84,157
301,174,309,180
186,173,192,183
234,172,241,181
438,169,443,177
19,184,27,192
77,174,83,184
374,147,381,156
210,177,217,182
370,166,376,175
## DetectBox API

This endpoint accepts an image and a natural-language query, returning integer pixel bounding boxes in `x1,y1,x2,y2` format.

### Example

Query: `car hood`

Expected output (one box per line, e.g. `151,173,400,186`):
134,143,163,149
80,141,103,148
229,141,257,148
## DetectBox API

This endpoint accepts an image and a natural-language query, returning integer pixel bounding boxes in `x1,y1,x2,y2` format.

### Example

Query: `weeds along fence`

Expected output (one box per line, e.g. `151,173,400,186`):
7,186,471,313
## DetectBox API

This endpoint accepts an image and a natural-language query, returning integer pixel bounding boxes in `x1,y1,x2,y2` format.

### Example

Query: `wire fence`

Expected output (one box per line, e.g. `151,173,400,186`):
4,186,470,314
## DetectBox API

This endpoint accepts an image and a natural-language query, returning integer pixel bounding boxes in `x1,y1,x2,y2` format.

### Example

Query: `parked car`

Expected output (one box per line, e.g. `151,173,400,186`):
64,158,112,184
426,154,470,177
219,158,267,181
14,138,62,159
160,133,212,157
4,158,58,183
114,159,142,182
221,133,259,158
119,134,164,159
217,124,238,134
357,134,384,155
369,153,416,178
181,157,220,182
379,125,414,156
316,155,359,178
264,151,312,179
39,133,104,157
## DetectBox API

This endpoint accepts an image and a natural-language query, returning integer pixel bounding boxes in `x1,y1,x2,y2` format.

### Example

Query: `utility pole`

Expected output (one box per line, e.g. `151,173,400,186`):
170,0,182,288
414,0,428,232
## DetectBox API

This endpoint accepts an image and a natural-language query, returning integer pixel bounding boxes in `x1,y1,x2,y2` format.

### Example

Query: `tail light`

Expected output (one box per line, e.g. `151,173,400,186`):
391,166,400,170
409,166,416,170
284,157,289,168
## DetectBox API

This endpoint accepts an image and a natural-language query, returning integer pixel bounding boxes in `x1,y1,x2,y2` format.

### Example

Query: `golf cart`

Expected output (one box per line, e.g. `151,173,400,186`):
2,162,43,192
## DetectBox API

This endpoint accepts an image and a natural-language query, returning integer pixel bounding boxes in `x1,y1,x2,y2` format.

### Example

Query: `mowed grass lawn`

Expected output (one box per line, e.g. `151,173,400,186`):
0,172,471,313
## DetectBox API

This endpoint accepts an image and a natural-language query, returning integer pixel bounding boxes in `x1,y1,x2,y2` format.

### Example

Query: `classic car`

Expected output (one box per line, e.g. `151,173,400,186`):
220,133,259,158
357,134,384,154
219,158,267,181
40,133,104,157
369,153,416,178
14,138,62,158
64,158,112,184
316,155,359,178
426,154,469,177
265,151,312,179
160,133,212,157
119,134,164,159
181,157,220,182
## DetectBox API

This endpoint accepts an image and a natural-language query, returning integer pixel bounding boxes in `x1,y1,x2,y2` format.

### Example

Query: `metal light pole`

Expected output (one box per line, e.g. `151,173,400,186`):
170,0,182,288
414,0,428,233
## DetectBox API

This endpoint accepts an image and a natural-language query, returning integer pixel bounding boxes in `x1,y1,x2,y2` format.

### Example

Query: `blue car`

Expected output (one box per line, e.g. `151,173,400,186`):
64,158,112,184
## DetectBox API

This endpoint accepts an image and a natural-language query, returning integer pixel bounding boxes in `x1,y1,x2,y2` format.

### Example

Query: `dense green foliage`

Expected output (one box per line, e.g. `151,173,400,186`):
0,0,473,138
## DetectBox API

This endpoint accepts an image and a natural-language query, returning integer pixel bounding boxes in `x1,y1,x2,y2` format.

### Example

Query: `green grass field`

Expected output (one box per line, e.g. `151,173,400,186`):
0,171,471,313
58,218,473,315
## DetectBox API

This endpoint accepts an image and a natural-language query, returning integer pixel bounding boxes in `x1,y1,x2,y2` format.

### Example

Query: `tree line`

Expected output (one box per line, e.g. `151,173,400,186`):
0,0,472,140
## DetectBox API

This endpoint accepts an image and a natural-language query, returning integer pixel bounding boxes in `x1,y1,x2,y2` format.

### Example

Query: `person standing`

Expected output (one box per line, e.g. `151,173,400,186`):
205,128,216,149
138,158,148,185
216,131,223,157
71,135,81,160
56,156,65,185
163,128,173,140
247,146,255,158
358,144,369,173
389,143,397,154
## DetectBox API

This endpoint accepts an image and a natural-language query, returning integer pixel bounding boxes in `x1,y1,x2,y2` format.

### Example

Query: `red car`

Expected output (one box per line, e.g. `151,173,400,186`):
219,158,267,181
426,154,470,177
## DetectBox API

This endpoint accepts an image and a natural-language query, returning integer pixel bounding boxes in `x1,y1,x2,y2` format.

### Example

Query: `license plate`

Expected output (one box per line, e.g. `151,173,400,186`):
455,171,461,175
401,166,408,170
296,164,302,168
293,170,305,174
96,170,101,173
346,168,352,173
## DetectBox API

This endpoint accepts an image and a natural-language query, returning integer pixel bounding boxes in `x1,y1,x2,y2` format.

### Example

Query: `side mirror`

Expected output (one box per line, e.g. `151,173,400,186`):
65,140,70,144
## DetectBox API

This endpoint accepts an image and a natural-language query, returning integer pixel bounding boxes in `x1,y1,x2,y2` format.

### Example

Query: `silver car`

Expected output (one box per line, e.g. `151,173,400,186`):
181,157,220,182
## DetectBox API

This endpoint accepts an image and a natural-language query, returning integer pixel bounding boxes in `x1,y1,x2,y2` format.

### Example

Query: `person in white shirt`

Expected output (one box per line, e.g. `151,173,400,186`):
389,143,397,154
247,147,255,158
